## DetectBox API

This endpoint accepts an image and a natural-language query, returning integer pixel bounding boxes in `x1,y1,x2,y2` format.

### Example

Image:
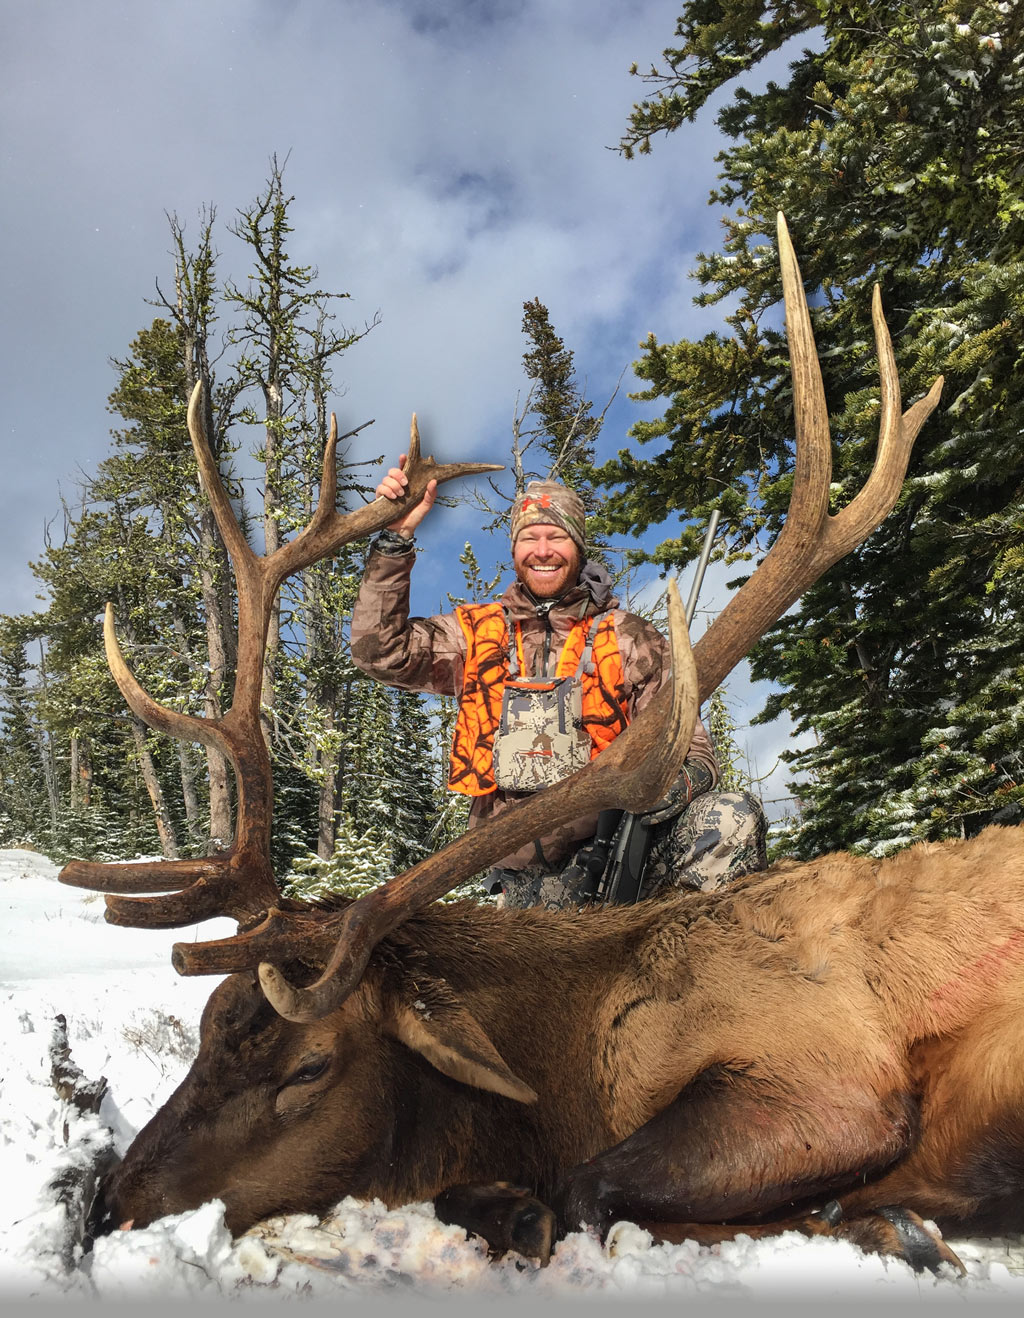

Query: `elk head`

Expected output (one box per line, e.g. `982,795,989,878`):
63,215,943,1234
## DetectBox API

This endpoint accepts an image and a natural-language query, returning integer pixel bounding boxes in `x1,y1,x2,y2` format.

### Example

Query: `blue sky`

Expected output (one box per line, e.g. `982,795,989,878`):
1,0,807,816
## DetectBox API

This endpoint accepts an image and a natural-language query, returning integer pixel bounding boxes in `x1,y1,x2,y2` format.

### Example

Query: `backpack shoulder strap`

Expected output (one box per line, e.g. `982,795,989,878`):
503,606,525,680
574,610,612,679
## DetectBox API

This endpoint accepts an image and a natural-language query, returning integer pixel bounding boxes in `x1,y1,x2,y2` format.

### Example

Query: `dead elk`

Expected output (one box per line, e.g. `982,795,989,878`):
61,215,1014,1276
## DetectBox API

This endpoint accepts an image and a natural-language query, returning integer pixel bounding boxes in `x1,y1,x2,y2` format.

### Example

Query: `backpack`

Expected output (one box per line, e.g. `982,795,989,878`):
492,612,607,793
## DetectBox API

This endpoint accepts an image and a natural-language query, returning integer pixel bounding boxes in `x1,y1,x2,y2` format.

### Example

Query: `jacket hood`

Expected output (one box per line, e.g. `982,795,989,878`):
500,558,619,621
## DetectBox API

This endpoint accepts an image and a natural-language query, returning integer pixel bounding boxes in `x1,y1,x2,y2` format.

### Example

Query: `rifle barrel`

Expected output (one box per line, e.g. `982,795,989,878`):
685,509,721,626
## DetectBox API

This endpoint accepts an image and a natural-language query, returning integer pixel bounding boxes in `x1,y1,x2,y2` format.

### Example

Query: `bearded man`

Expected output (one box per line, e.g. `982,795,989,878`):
350,457,767,908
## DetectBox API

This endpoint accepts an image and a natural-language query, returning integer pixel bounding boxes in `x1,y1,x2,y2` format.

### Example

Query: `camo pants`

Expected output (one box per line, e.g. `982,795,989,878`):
495,789,768,910
642,789,768,896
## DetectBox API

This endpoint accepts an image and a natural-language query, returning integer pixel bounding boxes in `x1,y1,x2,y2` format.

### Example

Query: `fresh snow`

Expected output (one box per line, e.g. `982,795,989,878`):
2,847,1024,1303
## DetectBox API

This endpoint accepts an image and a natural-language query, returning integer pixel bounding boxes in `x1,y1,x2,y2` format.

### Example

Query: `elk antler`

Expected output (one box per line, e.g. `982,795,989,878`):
249,212,943,1021
59,389,503,929
63,215,944,1029
690,214,943,701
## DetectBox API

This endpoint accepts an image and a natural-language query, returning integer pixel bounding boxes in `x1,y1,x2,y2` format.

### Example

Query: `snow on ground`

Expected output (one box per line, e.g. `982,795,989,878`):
2,847,1023,1304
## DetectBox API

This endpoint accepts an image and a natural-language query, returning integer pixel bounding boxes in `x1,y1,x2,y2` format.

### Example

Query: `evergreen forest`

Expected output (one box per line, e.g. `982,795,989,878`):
605,0,1024,856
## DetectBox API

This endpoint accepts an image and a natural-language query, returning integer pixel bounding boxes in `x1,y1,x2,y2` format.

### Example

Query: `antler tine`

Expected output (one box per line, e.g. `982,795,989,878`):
252,579,697,1021
60,384,282,925
690,212,943,701
827,285,944,559
299,411,341,541
98,602,226,754
59,605,281,926
775,212,832,530
272,410,502,588
186,380,259,577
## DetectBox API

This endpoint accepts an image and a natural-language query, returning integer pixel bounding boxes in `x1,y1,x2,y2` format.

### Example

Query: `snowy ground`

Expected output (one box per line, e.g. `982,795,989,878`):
2,847,1024,1307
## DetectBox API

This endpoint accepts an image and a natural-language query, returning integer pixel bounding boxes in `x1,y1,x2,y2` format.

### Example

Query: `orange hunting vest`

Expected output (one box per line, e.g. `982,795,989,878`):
448,601,629,797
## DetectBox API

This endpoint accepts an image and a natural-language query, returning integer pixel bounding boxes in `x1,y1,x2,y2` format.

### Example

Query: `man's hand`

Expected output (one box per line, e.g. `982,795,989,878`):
377,453,437,539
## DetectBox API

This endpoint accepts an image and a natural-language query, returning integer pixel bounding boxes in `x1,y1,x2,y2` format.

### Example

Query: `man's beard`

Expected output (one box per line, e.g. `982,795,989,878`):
514,557,580,601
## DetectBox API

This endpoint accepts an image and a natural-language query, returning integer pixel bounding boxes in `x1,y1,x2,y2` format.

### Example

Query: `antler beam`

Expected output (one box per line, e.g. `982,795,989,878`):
690,214,943,701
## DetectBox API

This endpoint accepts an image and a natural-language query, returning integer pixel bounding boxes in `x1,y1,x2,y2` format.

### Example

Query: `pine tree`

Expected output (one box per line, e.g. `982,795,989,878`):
431,686,472,852
465,301,615,562
153,210,238,848
291,359,378,861
102,314,224,853
706,687,752,796
342,677,396,838
19,495,182,861
520,300,604,495
283,814,391,900
382,688,439,873
0,170,390,873
606,0,1024,855
225,157,375,736
0,621,51,846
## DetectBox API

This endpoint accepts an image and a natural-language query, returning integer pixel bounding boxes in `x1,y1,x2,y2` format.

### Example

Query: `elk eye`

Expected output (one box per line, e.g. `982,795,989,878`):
287,1057,329,1086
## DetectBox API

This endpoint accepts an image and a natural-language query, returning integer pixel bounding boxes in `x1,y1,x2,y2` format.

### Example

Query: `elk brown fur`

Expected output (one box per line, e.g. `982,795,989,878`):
95,823,1024,1256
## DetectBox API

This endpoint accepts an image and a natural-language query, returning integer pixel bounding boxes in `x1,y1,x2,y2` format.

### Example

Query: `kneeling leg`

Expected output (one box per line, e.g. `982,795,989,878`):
627,1201,964,1275
558,1063,917,1236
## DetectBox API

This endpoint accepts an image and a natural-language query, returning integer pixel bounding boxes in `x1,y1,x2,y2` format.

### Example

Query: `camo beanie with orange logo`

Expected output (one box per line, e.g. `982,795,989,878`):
510,480,587,555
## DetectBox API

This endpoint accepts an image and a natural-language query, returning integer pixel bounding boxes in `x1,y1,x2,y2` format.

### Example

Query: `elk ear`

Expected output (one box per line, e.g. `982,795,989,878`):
386,977,537,1104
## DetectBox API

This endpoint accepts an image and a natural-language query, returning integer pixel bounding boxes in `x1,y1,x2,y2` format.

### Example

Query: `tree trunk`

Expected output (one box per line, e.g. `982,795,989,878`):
35,642,60,835
69,734,81,813
129,714,179,857
78,737,93,809
315,636,340,860
68,734,94,811
312,610,339,860
171,229,236,852
198,506,235,849
260,378,284,738
177,744,203,849
169,602,216,850
190,374,234,850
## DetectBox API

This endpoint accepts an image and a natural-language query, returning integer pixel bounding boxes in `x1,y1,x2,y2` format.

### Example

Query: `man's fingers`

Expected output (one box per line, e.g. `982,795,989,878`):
377,461,411,501
376,461,436,533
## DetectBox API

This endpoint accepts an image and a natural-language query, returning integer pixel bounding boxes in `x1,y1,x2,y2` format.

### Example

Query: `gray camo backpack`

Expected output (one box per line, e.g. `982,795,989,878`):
492,612,608,793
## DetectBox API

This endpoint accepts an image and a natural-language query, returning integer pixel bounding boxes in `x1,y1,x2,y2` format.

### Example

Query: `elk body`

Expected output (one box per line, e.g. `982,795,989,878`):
64,216,1012,1271
94,827,1024,1260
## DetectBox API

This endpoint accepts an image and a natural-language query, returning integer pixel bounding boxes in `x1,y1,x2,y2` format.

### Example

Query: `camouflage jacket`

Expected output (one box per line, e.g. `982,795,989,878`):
350,548,719,870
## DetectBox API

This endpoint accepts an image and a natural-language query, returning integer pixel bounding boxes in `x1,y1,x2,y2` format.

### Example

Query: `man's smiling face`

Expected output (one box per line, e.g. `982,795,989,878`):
513,524,582,599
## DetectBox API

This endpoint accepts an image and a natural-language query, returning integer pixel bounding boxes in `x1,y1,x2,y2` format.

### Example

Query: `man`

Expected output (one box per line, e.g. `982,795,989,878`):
350,456,767,908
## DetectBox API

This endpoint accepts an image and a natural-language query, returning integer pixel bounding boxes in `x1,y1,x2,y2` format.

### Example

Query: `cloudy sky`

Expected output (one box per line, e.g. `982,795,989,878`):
2,0,805,811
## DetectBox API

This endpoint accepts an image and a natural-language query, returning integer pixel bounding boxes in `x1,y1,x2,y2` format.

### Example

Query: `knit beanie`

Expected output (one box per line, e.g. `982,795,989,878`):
510,480,586,555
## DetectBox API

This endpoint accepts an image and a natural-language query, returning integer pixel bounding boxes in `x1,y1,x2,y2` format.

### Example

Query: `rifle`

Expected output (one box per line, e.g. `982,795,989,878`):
590,510,722,905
